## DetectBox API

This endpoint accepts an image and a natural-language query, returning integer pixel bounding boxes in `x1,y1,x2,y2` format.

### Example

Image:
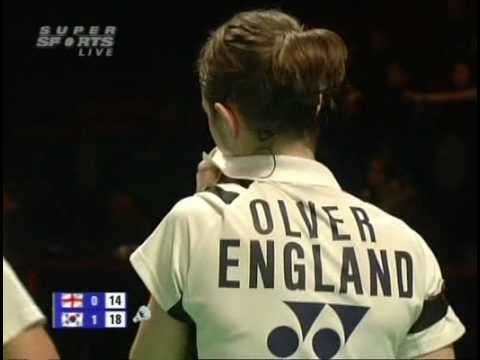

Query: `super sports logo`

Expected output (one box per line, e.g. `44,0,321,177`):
35,25,117,57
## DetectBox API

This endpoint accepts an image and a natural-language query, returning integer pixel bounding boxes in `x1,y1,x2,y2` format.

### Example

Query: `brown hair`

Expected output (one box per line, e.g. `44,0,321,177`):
197,9,348,140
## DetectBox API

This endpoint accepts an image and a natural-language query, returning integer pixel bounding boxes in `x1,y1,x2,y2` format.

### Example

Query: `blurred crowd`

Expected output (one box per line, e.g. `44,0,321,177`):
322,3,476,266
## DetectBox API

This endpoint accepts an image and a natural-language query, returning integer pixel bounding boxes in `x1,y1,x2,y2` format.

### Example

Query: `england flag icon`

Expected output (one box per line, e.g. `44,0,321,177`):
61,312,84,327
61,293,83,308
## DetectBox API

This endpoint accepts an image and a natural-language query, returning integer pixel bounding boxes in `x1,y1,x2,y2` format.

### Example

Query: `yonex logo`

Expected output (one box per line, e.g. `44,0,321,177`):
267,301,369,359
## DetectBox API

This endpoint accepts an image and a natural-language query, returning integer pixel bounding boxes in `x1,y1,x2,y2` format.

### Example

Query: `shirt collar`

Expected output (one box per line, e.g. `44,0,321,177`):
210,149,342,190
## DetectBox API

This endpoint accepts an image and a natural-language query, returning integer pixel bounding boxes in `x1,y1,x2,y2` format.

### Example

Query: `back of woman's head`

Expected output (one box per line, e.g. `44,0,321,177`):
197,9,348,140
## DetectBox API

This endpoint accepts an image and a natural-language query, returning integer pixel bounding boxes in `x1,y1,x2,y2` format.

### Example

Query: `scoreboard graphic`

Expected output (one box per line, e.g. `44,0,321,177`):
52,292,127,329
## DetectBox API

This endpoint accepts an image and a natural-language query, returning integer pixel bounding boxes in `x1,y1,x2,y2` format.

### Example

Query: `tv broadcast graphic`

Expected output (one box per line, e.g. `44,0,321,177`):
52,292,127,329
3,0,477,359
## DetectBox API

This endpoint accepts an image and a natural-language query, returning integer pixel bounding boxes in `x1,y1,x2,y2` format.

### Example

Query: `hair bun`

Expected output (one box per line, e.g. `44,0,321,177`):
272,28,348,95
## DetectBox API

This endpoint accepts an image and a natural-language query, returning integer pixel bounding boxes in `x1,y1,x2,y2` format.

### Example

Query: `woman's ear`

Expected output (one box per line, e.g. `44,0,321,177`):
214,102,240,138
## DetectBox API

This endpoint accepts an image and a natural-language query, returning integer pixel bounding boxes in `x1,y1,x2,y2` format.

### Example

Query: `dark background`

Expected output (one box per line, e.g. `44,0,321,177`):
3,0,477,358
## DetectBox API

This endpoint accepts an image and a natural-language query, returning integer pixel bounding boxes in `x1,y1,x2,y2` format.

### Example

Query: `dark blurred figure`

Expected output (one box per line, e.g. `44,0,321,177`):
360,156,436,256
382,176,418,219
405,62,476,104
103,192,150,261
364,61,417,169
443,0,475,61
4,189,19,215
3,186,43,299
452,62,474,90
360,154,394,206
322,85,367,193
383,61,413,122
404,60,476,264
435,62,476,264
4,189,20,258
407,61,476,192
350,27,392,89
385,62,411,91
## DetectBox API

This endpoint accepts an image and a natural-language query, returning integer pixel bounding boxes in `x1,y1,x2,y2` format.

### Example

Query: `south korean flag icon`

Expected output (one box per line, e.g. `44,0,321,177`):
61,312,84,328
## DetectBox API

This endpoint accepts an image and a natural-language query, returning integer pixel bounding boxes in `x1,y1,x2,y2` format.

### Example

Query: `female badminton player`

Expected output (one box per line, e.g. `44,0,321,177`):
129,9,465,359
3,258,59,360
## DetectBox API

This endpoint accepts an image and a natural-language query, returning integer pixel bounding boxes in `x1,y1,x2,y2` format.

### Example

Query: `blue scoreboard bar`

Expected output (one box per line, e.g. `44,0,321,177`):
52,292,127,329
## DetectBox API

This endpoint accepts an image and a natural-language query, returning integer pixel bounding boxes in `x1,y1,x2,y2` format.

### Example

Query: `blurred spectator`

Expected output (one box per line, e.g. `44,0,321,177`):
403,62,476,186
360,156,436,253
360,154,394,206
103,192,150,261
402,60,476,264
3,189,22,263
356,28,393,89
3,189,19,215
385,62,411,91
341,86,365,119
433,135,468,192
447,0,468,19
366,61,418,171
75,135,99,193
452,62,474,90
443,0,475,62
320,85,368,193
405,62,476,104
381,176,417,218
4,185,45,271
373,61,413,124
370,29,392,57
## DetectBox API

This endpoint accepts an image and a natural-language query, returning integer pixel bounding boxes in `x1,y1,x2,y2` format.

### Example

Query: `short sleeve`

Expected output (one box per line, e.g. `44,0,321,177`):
397,238,466,358
129,198,193,312
3,258,46,345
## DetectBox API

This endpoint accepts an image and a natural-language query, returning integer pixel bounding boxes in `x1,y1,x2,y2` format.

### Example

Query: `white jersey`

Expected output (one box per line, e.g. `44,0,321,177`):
3,258,46,345
130,153,465,359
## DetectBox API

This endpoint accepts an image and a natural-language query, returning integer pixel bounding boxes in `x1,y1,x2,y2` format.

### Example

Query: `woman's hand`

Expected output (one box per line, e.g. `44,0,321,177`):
196,152,222,192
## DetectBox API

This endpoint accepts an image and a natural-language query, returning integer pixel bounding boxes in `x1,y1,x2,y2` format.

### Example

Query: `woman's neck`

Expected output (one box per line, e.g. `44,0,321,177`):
271,139,316,159
242,136,316,160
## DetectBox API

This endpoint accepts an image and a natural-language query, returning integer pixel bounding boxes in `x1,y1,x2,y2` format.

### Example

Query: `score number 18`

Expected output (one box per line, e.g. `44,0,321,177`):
86,292,127,328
